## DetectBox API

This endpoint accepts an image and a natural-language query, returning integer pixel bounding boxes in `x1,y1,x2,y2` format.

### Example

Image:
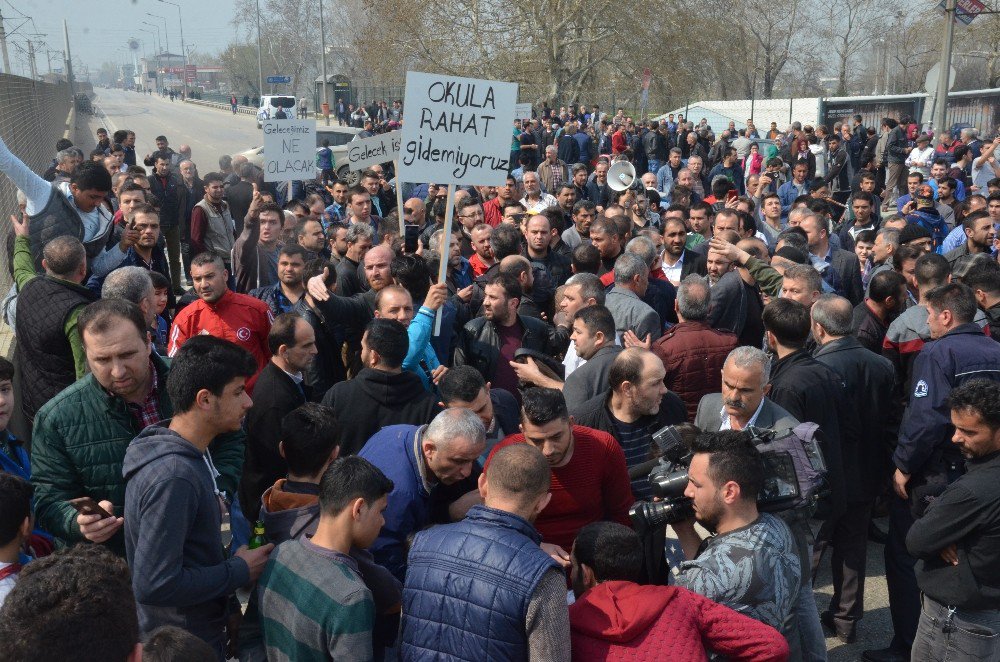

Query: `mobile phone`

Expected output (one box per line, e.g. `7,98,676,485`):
404,224,420,254
726,189,738,202
68,497,114,520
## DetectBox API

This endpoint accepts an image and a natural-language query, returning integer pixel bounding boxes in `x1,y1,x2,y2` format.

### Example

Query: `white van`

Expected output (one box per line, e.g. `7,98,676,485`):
256,95,297,128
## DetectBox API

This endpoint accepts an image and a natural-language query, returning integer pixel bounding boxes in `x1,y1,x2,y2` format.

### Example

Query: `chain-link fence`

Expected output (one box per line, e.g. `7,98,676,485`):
0,74,73,354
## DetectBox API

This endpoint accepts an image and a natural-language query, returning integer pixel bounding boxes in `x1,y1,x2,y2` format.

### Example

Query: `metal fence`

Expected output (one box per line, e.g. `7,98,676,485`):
0,74,73,354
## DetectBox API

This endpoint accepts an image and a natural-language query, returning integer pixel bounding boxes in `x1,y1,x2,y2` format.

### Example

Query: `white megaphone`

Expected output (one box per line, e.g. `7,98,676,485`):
608,160,638,192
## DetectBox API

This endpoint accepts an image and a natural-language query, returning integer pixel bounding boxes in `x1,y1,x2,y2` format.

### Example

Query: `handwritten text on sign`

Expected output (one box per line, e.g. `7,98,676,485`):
398,72,517,186
348,130,401,172
262,119,316,182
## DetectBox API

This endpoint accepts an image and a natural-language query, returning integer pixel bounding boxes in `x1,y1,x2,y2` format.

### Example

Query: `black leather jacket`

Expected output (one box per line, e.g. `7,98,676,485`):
453,314,561,381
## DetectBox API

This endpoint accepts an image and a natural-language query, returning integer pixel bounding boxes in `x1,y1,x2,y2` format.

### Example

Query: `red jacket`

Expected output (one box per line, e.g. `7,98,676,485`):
651,320,737,420
612,130,628,155
168,289,274,371
570,581,789,662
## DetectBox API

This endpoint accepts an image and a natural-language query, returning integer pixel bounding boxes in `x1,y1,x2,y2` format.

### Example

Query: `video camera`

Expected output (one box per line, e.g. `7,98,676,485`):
629,425,822,534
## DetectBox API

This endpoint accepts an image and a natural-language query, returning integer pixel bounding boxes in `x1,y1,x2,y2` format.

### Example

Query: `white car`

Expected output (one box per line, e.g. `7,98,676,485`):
256,95,297,128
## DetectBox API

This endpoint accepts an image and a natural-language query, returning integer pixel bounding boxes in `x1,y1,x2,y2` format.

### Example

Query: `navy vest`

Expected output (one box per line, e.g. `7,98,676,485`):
401,505,559,661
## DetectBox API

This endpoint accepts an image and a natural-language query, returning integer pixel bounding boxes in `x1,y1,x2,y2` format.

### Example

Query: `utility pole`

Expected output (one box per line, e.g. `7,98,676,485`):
255,0,263,98
319,0,329,125
159,1,188,100
933,0,956,147
63,21,75,97
27,40,37,80
0,8,11,75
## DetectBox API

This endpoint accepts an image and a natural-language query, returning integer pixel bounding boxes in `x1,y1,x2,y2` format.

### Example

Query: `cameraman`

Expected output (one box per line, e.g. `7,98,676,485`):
907,380,1000,660
672,430,801,650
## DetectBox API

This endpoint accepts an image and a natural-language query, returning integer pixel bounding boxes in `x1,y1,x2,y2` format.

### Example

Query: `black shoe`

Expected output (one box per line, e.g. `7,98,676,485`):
861,647,909,662
821,611,857,644
869,522,889,545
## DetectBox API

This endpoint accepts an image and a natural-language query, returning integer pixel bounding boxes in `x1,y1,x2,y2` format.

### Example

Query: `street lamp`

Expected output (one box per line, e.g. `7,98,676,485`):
141,22,161,54
158,0,188,99
146,13,170,54
319,0,328,125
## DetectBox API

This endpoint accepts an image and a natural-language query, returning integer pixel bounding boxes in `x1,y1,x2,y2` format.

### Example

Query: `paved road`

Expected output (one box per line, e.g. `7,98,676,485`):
91,88,262,170
815,517,893,660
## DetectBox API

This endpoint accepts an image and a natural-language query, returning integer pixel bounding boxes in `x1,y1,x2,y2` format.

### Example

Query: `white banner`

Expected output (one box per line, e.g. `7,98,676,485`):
262,119,316,182
347,130,401,172
514,103,532,120
398,71,518,186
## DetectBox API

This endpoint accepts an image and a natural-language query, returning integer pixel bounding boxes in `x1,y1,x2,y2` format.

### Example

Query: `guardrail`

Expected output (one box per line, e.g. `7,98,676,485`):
183,98,326,121
184,98,256,116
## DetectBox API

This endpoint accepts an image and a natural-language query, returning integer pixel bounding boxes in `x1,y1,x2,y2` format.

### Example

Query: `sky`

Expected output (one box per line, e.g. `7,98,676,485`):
6,0,240,77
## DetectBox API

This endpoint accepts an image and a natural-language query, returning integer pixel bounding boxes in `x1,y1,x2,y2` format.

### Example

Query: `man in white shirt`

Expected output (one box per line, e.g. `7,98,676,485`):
520,171,558,214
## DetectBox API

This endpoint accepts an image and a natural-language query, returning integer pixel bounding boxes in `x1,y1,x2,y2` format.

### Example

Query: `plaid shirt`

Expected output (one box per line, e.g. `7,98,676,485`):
124,361,162,430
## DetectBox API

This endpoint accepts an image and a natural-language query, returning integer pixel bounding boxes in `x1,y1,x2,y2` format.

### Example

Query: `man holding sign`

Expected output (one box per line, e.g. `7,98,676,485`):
398,71,519,337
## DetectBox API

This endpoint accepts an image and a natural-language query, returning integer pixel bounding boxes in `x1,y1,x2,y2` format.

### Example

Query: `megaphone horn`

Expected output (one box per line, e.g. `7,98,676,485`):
608,161,637,192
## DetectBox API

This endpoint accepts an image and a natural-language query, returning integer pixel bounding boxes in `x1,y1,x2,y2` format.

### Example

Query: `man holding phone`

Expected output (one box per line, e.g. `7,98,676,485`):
31,299,246,557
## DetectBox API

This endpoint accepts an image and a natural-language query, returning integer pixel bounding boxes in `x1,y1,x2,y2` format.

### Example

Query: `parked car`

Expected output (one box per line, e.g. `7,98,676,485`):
256,95,297,128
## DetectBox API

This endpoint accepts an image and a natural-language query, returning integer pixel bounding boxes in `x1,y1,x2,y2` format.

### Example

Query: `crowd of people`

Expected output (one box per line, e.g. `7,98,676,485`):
0,99,998,662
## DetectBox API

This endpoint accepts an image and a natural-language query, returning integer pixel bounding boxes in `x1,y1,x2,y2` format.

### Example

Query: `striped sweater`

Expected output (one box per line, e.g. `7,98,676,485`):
258,538,375,662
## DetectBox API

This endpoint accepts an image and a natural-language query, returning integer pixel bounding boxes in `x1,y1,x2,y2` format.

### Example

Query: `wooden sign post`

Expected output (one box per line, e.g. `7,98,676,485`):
397,71,518,335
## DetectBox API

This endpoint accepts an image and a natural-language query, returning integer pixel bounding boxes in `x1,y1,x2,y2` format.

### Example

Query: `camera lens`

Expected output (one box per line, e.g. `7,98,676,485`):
628,497,694,533
650,469,689,500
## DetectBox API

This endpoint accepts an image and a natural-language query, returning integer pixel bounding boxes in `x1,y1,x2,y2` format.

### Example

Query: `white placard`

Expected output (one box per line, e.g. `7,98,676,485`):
398,71,518,186
514,103,532,120
347,130,401,172
262,119,316,182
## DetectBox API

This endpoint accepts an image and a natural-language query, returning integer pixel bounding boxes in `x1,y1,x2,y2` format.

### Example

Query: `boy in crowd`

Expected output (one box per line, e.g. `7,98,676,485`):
239,403,401,660
258,455,394,661
0,473,33,607
149,270,172,354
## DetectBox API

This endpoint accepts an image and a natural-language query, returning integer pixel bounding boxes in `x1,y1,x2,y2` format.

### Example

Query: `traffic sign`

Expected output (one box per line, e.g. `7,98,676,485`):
938,0,986,25
267,75,292,84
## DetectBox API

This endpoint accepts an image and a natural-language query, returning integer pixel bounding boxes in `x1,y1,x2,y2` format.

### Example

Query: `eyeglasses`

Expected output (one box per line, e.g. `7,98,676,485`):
403,207,417,213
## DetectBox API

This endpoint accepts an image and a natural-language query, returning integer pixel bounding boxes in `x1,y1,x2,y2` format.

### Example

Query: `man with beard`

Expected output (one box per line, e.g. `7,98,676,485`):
468,223,496,277
189,172,236,280
168,253,273,372
572,348,686,499
588,216,623,277
944,210,995,269
87,203,170,296
561,200,596,250
486,388,634,568
524,214,571,287
906,380,1000,662
249,245,308,316
671,429,800,652
853,270,909,354
661,216,707,286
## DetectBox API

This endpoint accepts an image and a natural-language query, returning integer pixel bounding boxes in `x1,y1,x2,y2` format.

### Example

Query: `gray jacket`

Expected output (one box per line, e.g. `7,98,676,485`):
563,344,623,414
694,393,800,432
605,286,661,342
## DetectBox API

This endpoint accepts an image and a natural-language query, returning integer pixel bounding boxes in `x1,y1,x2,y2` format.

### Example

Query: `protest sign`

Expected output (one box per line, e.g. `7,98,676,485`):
398,72,518,187
262,119,316,182
514,103,532,120
347,130,401,172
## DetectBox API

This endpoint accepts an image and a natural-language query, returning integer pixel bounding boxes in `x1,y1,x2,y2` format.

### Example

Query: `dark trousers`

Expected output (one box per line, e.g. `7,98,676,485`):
885,494,920,652
163,226,183,292
813,501,872,625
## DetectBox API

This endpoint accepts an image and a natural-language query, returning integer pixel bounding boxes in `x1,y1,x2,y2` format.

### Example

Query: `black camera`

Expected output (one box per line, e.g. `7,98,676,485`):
629,424,813,533
629,425,695,533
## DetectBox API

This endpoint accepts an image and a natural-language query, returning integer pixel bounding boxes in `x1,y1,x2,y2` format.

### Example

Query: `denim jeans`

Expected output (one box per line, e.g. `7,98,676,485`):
911,594,1000,662
647,159,662,176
